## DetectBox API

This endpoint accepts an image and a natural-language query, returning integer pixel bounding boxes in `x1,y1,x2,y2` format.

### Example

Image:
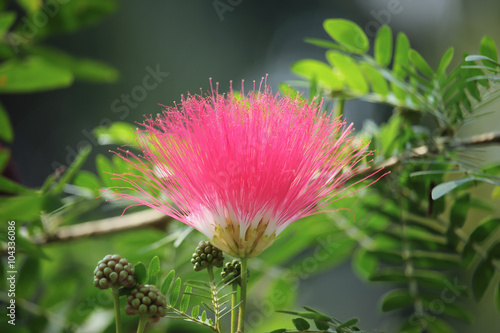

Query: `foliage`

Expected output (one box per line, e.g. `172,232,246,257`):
1,9,500,333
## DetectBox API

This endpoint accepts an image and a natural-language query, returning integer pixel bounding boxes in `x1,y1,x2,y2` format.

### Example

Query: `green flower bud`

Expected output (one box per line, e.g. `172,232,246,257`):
93,254,136,290
191,241,224,271
126,284,167,322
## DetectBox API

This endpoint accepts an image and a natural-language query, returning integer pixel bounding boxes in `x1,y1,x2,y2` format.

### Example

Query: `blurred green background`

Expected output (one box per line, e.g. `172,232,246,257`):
1,1,500,332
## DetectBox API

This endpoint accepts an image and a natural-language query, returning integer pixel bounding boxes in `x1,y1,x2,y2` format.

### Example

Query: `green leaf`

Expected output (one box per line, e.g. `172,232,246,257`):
326,51,369,94
73,171,101,192
392,32,410,100
270,329,287,333
439,302,473,323
0,102,13,143
304,37,344,51
409,49,434,78
374,25,393,67
292,317,310,331
180,286,192,313
437,47,454,75
0,12,16,39
191,304,200,318
380,289,413,312
469,217,500,245
0,194,43,221
314,318,330,331
431,177,475,200
134,263,147,285
16,0,41,13
201,310,207,322
50,145,92,194
426,317,454,333
480,35,498,69
352,248,378,280
0,56,73,93
28,46,119,83
0,176,36,195
94,122,137,145
465,55,499,66
161,270,175,295
169,277,182,306
472,260,495,300
291,59,342,90
0,148,9,171
96,154,115,187
488,242,500,260
337,317,359,328
17,256,40,299
360,62,390,96
449,193,469,229
323,19,369,54
147,256,160,286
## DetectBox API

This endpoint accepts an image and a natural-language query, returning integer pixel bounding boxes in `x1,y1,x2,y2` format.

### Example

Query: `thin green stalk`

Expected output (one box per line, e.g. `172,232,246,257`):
136,315,148,333
207,264,223,333
207,264,215,283
111,287,123,333
231,282,238,333
334,97,345,119
237,257,248,332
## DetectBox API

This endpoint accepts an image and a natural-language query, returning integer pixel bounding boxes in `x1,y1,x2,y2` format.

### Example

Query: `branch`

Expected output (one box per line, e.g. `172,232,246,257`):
36,209,172,245
360,131,500,177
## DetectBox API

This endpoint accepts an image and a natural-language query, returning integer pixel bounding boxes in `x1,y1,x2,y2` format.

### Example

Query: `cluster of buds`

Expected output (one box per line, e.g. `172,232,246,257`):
93,254,136,290
221,259,242,284
125,284,167,322
191,241,224,271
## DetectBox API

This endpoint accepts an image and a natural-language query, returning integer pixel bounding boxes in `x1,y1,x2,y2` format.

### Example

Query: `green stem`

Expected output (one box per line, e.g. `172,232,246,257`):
231,282,238,333
112,287,123,333
334,97,345,119
207,264,223,333
207,264,215,283
237,257,248,332
136,315,148,333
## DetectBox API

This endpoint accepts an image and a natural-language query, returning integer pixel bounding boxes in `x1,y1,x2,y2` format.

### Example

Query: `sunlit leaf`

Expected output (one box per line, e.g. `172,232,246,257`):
323,18,369,54
73,171,101,193
28,46,119,83
374,25,392,67
361,62,390,96
326,51,369,94
409,49,434,78
0,56,73,93
291,59,342,90
16,0,41,13
480,35,498,69
304,37,344,50
437,47,454,75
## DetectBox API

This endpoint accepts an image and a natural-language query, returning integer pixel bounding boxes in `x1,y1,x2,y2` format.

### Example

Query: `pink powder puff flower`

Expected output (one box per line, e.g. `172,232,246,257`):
106,80,383,258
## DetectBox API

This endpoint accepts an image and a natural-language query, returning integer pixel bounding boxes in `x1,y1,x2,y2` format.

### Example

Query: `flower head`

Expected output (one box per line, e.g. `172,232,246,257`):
107,80,381,258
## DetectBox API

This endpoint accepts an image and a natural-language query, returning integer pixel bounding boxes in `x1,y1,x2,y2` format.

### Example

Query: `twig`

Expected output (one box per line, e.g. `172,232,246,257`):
359,131,500,177
36,209,171,244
